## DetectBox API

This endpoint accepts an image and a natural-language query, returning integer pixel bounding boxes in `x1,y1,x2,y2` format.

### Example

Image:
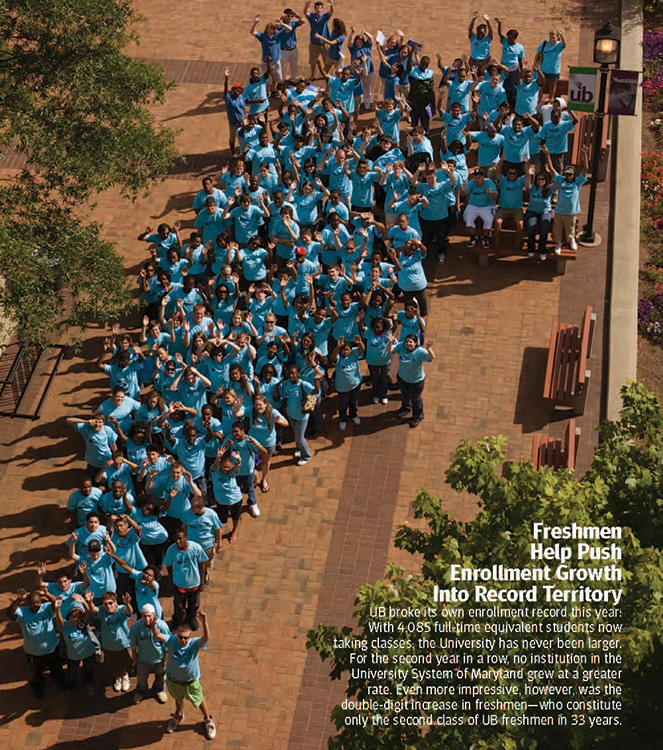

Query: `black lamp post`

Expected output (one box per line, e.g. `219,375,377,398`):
578,22,621,246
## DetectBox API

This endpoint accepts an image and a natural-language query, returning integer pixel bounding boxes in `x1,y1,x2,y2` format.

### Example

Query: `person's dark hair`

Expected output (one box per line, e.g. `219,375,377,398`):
404,334,419,345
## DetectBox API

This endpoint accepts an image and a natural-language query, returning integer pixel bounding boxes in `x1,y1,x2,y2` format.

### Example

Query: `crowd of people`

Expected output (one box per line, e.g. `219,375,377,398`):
7,4,588,741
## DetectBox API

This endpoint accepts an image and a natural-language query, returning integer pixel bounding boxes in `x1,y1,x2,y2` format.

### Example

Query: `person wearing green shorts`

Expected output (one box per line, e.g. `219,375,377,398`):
154,609,216,739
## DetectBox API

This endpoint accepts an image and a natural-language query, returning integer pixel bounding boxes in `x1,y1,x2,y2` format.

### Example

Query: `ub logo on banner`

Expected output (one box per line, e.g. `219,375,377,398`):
568,67,598,112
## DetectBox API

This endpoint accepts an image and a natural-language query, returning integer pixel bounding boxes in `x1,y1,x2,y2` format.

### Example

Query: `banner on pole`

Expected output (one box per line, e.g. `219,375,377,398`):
568,67,598,112
607,69,639,116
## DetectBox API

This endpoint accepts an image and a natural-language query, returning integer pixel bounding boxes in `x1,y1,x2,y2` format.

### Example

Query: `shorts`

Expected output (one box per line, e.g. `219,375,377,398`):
464,204,496,230
309,42,328,67
216,502,242,523
495,207,524,224
104,647,132,675
166,676,204,707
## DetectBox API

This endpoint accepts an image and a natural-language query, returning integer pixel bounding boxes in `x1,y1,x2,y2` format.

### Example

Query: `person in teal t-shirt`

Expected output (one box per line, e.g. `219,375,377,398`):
388,333,436,428
330,336,365,430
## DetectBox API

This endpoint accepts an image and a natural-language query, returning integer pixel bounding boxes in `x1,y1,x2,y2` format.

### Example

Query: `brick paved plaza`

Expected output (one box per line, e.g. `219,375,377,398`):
0,0,617,747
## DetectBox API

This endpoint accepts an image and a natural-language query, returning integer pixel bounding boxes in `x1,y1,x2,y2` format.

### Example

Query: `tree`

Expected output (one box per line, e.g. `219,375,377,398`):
0,0,179,341
308,382,663,750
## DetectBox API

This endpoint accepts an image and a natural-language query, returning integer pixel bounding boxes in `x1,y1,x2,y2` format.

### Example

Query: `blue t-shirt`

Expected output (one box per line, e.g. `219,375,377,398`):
281,378,315,421
255,30,286,63
466,178,497,208
328,75,354,113
540,118,575,155
501,125,531,163
225,92,246,126
335,351,362,392
418,181,450,221
500,38,524,70
393,343,431,383
16,603,58,656
62,621,97,661
537,40,564,75
307,11,330,43
172,436,207,479
515,79,541,115
366,333,392,366
448,79,473,112
212,469,242,505
245,74,270,116
476,80,507,116
163,541,208,589
230,205,264,245
182,507,223,550
129,569,163,618
527,183,556,215
553,173,588,215
67,487,103,526
99,605,131,651
46,582,85,618
165,634,206,682
84,553,117,598
498,175,526,209
396,249,427,292
130,618,170,664
99,396,140,435
76,423,118,468
470,33,492,61
151,470,191,520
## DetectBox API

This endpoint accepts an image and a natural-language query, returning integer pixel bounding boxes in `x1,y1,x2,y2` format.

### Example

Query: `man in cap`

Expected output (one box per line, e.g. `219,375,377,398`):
129,602,171,704
224,68,247,155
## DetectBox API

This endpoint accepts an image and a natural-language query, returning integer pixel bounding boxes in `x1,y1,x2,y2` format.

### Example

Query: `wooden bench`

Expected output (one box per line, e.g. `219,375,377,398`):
532,419,580,470
468,243,577,274
569,112,610,177
543,306,596,414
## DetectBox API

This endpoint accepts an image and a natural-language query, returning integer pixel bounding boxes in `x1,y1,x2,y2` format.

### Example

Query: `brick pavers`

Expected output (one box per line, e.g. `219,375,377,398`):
0,0,617,748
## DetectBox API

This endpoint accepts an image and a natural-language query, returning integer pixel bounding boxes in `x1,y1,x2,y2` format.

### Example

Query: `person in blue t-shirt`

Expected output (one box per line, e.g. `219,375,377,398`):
244,67,270,118
524,163,558,260
129,603,171,704
304,0,334,79
314,17,346,75
53,591,99,694
535,29,567,96
543,143,589,254
280,9,304,80
9,587,65,697
514,66,545,116
493,163,527,250
495,18,524,107
163,529,209,630
330,336,365,429
153,609,216,739
539,106,578,173
464,167,499,249
251,16,287,91
388,333,436,428
67,412,119,478
89,590,133,693
468,14,494,73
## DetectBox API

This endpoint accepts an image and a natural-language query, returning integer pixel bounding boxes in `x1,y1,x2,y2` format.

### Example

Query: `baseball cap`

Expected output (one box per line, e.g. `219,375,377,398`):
554,96,566,107
88,540,101,552
231,83,244,92
141,603,156,615
563,165,575,174
295,246,307,257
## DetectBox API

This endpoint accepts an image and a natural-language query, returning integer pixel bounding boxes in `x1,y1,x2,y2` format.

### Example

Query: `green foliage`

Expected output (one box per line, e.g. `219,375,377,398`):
308,383,663,750
0,0,179,341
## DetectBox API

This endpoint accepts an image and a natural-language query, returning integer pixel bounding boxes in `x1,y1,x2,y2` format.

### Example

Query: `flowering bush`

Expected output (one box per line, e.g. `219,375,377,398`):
638,292,663,344
641,151,663,223
643,31,663,105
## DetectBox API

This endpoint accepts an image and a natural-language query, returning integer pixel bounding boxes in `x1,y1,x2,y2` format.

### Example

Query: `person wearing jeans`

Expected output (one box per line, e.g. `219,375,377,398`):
277,364,322,465
388,333,435,428
524,164,557,260
163,529,208,630
366,318,392,405
129,604,171,704
331,335,365,430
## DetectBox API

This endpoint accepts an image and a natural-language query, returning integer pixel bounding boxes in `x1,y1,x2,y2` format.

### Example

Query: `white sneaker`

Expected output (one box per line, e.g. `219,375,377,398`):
437,251,446,263
569,236,578,251
204,716,217,740
296,458,310,466
380,398,388,405
527,251,535,257
294,449,301,459
352,416,361,425
113,676,122,692
155,691,168,704
554,243,562,255
121,674,131,692
540,253,547,261
249,504,260,518
339,421,347,430
372,396,379,404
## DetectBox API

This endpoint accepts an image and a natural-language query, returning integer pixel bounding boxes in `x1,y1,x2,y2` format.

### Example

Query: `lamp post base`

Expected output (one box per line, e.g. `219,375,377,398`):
577,231,602,247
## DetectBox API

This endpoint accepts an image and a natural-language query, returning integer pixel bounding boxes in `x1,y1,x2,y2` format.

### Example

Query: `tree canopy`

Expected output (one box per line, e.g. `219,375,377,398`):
0,0,178,341
308,382,663,750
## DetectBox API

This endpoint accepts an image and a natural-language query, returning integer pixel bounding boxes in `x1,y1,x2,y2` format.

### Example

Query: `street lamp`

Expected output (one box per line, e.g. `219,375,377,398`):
578,22,621,246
